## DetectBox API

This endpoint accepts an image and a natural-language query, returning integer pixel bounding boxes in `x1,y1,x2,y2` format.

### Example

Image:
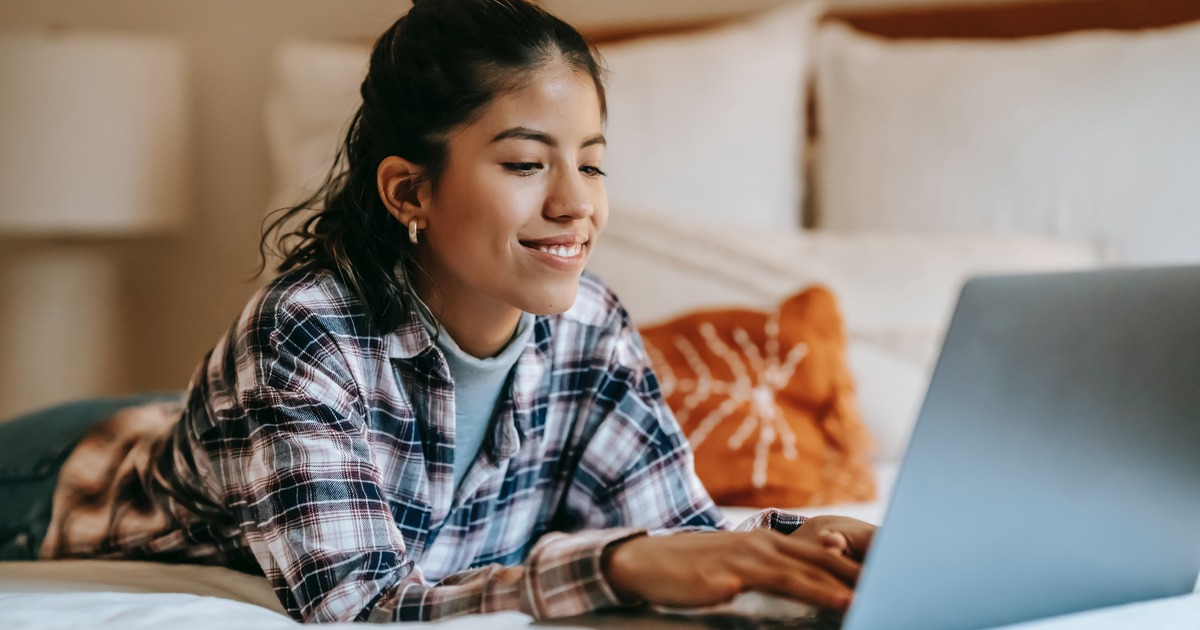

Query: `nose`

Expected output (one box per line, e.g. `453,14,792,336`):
544,165,595,222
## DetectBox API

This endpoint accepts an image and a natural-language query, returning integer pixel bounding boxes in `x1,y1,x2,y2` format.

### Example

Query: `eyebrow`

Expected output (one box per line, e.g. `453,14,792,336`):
490,127,606,149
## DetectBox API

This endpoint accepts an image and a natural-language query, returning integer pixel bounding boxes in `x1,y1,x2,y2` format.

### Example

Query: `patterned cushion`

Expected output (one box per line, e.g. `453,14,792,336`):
639,287,875,507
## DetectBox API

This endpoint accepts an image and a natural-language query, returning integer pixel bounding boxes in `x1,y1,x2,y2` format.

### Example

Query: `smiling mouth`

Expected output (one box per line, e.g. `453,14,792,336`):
520,241,586,258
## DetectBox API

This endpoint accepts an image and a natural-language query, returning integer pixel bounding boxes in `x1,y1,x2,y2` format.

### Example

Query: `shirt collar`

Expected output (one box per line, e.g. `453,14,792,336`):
384,271,537,365
384,263,438,360
414,296,535,375
387,315,434,360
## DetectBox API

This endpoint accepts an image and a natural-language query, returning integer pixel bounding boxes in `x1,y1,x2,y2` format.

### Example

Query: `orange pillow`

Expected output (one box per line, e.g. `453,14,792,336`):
639,286,875,508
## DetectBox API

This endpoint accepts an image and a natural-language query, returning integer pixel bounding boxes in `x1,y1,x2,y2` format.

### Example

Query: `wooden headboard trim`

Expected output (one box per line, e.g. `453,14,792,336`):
583,0,1200,45
825,0,1200,39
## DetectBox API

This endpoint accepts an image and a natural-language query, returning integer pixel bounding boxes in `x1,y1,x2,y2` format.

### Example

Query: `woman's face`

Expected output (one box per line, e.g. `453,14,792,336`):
415,62,608,319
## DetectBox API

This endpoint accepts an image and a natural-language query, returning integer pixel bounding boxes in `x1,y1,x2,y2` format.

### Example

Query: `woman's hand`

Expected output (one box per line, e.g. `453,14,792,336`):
601,529,860,611
789,516,876,562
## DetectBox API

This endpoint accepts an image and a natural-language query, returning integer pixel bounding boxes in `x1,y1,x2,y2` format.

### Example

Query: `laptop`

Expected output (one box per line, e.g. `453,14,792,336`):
829,265,1200,629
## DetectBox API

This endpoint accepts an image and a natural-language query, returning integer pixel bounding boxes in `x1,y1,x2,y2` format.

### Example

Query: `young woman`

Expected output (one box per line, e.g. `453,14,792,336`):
0,0,874,623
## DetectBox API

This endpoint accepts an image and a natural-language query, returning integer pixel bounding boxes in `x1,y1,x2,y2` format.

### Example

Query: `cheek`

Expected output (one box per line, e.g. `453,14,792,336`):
431,160,547,259
439,170,506,231
591,186,610,232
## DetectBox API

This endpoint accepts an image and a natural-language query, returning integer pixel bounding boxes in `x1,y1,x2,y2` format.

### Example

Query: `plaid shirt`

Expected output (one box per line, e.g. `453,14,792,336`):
41,268,803,623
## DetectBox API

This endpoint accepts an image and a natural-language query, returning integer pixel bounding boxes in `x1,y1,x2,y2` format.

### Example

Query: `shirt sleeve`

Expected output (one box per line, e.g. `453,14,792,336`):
561,309,806,536
211,295,643,623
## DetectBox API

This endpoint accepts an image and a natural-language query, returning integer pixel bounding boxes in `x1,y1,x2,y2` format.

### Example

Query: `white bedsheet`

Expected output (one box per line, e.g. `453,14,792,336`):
2,559,1196,629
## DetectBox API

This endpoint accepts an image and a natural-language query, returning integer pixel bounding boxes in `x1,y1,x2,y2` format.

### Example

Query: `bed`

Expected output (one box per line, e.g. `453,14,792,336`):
3,0,1200,627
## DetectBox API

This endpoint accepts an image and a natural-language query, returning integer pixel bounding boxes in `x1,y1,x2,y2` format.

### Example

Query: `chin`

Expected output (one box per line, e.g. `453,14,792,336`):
517,283,580,316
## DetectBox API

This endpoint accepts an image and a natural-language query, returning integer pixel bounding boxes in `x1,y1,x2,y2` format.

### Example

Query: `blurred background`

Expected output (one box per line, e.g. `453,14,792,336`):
1,0,1197,421
0,0,994,419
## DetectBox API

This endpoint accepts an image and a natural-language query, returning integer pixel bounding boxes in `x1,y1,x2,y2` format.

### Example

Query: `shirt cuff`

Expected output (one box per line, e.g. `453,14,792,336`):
733,508,807,535
522,527,646,619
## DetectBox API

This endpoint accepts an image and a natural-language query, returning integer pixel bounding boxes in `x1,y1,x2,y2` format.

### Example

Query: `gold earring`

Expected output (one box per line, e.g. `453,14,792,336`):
408,220,419,245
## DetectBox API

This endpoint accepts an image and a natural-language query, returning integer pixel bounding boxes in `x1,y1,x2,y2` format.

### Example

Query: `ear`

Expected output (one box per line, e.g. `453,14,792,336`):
377,155,431,229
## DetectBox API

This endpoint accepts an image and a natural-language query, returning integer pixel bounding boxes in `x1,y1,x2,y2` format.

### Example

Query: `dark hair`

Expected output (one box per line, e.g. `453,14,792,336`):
260,0,607,332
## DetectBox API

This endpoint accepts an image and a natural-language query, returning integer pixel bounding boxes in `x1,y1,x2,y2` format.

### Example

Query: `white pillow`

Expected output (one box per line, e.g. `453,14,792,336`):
598,1,823,230
588,211,1098,462
815,21,1200,265
592,212,1097,356
845,341,927,464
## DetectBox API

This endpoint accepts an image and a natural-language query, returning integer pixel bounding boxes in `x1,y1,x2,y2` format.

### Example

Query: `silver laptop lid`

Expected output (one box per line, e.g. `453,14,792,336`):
845,266,1200,630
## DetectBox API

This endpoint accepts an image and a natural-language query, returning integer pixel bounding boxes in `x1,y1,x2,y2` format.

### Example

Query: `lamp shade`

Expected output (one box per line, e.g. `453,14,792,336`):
0,32,189,236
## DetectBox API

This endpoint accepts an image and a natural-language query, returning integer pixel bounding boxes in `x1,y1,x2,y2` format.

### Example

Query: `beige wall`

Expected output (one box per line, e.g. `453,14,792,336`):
0,0,1023,417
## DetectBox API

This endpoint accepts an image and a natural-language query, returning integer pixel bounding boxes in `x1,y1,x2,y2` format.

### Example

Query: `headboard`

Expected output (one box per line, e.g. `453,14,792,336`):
585,0,1200,43
824,0,1200,39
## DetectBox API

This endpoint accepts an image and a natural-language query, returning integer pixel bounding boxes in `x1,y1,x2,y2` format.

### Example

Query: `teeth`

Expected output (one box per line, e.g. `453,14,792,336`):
538,244,581,257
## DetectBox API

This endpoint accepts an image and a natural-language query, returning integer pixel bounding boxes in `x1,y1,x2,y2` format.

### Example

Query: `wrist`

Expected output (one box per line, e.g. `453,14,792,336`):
797,515,825,529
601,535,646,605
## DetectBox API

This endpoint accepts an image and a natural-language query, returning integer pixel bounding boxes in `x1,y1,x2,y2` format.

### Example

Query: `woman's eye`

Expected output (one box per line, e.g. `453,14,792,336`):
580,165,607,178
503,162,543,175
